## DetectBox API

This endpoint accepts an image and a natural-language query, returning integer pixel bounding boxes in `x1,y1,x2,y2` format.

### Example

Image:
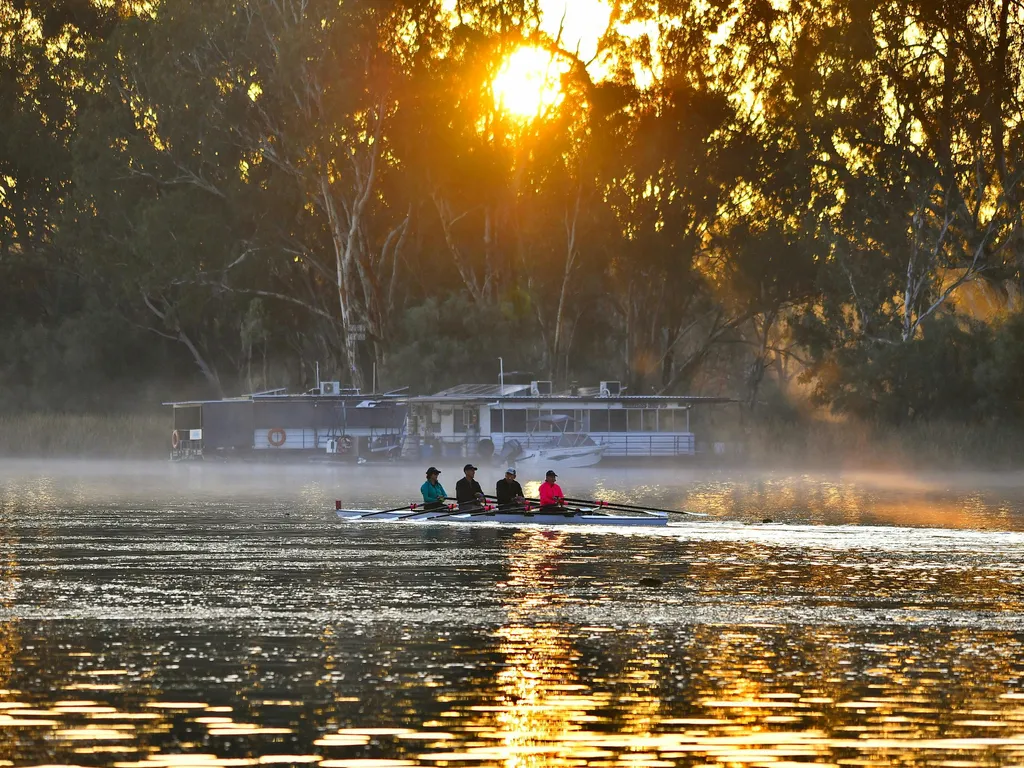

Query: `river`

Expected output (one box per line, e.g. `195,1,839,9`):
2,460,1024,767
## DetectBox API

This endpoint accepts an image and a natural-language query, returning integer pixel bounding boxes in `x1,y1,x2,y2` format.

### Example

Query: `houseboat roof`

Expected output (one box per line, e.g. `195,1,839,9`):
415,384,735,404
163,392,405,407
164,384,735,407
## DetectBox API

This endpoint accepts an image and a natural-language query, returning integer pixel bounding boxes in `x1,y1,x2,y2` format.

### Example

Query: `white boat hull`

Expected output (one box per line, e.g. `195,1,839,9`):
337,507,667,527
513,445,606,468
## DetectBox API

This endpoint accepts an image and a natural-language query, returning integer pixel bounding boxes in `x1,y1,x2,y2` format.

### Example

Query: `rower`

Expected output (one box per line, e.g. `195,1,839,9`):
456,463,485,511
420,466,447,511
538,469,565,512
495,467,524,509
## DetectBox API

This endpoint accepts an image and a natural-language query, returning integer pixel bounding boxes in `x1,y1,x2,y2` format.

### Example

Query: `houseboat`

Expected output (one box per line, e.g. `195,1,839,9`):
403,381,733,463
166,383,408,461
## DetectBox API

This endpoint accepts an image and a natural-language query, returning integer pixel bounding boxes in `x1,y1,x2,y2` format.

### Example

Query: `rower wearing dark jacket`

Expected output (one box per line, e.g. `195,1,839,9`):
495,468,525,508
455,463,485,511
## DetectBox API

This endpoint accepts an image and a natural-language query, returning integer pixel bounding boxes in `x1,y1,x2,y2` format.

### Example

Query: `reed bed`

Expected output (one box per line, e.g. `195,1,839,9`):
0,412,168,458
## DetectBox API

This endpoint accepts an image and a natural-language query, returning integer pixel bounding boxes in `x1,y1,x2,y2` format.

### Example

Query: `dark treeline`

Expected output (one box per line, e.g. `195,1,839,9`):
1,0,1022,423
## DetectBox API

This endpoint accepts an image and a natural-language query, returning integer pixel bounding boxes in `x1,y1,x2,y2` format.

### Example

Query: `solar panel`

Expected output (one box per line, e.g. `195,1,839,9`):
432,383,532,397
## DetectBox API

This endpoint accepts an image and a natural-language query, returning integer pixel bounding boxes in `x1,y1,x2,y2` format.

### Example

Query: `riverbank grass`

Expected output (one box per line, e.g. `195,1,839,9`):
0,412,168,458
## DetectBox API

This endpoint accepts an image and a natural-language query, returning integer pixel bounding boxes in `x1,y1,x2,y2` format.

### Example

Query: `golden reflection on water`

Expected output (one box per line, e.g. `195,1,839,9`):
3,609,1024,766
413,530,677,766
403,619,1024,767
488,530,605,767
675,473,1024,529
365,529,1024,768
10,469,1024,766
0,531,20,768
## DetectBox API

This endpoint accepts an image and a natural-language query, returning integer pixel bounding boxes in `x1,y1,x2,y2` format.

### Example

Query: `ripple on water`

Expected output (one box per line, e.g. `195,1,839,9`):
3,463,1024,766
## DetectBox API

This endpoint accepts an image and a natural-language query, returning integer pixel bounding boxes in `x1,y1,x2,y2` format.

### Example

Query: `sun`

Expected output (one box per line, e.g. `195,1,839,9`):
492,46,569,120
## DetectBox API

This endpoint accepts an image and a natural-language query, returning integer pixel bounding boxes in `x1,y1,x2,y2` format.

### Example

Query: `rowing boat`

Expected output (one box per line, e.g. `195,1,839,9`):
336,507,668,527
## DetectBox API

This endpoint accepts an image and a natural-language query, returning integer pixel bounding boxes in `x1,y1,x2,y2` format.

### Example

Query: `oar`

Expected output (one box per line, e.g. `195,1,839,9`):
465,501,584,519
428,501,551,520
487,494,697,518
481,499,577,512
414,502,491,521
399,498,511,522
349,502,430,520
558,495,707,518
482,495,581,517
394,500,457,520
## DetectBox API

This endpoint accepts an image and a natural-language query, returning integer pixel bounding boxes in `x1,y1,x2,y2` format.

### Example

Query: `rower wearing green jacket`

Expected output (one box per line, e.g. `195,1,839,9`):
420,466,447,511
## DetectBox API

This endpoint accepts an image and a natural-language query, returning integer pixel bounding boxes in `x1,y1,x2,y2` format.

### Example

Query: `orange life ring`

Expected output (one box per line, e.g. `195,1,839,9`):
267,428,287,447
171,430,181,449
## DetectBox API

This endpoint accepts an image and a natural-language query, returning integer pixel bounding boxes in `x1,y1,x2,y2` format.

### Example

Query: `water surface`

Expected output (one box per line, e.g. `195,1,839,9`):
1,460,1024,767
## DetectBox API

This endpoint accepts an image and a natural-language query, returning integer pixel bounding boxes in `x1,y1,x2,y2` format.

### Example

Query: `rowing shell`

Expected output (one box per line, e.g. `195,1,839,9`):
336,508,668,527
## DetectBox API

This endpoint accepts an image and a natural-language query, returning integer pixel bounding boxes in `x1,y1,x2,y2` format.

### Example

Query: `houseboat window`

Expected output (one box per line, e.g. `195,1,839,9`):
643,409,658,431
503,409,527,432
627,410,642,432
608,410,627,432
490,410,503,433
454,408,478,433
658,409,676,431
590,410,609,432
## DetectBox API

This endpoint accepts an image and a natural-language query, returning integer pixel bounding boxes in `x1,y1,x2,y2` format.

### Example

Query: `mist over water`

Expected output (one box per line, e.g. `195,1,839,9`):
3,460,1024,766
5,459,1024,529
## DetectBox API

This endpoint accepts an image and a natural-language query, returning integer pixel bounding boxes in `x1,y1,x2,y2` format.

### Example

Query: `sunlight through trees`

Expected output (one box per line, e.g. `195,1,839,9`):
1,0,1022,425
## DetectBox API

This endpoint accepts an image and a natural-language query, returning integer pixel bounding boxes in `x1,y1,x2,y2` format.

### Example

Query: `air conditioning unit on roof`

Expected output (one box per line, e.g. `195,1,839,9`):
530,380,553,396
599,381,621,397
320,381,341,395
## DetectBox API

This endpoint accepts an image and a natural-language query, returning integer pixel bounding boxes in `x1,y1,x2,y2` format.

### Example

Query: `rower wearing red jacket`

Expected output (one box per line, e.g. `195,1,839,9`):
538,470,564,511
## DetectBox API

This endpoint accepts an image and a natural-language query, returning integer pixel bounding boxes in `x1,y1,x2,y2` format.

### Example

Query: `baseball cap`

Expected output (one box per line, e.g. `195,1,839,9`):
505,467,517,476
426,466,441,475
463,463,478,472
545,469,557,478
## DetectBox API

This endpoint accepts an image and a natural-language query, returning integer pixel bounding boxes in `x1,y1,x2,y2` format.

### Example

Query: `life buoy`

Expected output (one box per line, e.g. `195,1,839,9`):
171,430,181,449
338,435,353,454
267,428,287,447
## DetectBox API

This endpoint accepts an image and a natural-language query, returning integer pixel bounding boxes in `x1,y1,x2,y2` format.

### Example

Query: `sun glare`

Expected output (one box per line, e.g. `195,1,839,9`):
492,46,569,119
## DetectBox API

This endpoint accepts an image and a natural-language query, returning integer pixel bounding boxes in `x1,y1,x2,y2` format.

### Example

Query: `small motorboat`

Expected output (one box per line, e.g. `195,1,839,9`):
502,415,606,468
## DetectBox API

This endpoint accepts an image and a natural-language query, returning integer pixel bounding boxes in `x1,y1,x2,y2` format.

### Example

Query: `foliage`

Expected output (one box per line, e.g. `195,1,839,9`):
381,294,542,395
803,314,989,422
2,0,1024,436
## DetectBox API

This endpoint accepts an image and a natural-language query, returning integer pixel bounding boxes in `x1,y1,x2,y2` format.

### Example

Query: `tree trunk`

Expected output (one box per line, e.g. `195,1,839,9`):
549,192,581,381
746,309,777,410
432,193,489,304
141,292,223,396
321,173,365,391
